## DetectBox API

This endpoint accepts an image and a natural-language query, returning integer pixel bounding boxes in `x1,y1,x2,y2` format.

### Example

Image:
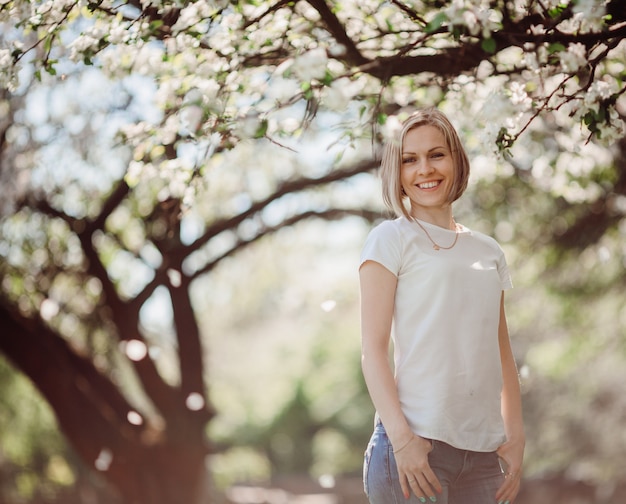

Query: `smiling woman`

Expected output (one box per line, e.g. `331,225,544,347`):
400,126,456,222
380,109,470,228
359,108,525,504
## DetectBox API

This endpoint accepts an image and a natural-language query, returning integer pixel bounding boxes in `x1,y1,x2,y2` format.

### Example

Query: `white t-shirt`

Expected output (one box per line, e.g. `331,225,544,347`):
360,216,513,452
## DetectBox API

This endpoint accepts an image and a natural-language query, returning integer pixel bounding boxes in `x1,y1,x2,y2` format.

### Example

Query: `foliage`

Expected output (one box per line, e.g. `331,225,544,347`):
0,355,70,502
0,0,625,503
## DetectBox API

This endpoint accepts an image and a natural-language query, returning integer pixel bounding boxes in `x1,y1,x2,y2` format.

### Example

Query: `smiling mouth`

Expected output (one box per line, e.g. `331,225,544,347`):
418,181,440,189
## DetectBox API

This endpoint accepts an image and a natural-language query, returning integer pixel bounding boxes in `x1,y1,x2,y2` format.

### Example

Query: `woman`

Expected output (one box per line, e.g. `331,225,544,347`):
360,108,524,504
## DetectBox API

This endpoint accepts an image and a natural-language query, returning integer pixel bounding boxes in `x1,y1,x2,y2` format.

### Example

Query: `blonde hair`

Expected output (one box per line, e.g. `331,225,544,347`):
380,107,470,219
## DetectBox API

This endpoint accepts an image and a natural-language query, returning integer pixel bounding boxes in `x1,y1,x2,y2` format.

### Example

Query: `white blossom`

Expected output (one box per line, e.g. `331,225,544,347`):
522,44,547,71
479,90,515,123
235,112,262,139
68,34,100,61
208,132,223,149
159,115,181,145
445,0,468,26
583,80,616,113
120,122,150,142
475,87,526,152
181,105,203,135
107,23,131,44
207,12,241,54
31,0,80,26
278,117,300,134
444,0,501,38
0,49,10,69
171,2,216,33
380,115,403,143
291,48,328,82
0,49,19,91
572,0,606,29
590,79,615,101
559,43,587,73
596,117,625,144
322,77,364,111
573,0,605,17
508,81,532,108
68,23,109,62
265,77,300,103
158,158,193,199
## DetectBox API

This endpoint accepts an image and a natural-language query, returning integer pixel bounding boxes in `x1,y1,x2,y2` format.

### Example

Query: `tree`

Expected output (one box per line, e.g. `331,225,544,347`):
1,0,625,502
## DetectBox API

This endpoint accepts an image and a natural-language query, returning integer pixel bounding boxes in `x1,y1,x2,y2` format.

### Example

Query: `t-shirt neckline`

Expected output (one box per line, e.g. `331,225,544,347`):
405,216,471,235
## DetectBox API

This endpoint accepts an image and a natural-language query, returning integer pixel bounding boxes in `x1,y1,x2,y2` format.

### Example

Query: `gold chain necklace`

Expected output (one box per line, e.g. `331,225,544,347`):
412,218,459,251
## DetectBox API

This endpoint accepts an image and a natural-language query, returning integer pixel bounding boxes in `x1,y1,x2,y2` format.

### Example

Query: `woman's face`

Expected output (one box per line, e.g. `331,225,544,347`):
400,125,455,215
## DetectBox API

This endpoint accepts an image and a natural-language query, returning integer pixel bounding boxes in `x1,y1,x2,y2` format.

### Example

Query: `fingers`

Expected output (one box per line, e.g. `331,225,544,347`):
496,440,524,504
403,472,438,502
495,469,521,504
400,465,442,502
395,436,442,501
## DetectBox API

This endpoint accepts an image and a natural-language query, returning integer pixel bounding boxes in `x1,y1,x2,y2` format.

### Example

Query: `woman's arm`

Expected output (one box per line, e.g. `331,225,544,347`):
359,260,407,445
495,292,525,504
360,260,441,501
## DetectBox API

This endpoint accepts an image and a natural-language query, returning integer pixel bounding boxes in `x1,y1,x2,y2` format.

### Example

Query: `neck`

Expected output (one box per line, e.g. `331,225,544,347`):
409,207,454,230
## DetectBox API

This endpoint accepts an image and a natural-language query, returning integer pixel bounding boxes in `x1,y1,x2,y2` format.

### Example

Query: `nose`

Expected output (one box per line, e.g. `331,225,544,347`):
417,156,434,175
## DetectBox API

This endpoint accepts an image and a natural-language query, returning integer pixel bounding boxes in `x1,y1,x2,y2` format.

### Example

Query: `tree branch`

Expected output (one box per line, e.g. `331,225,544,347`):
244,0,296,29
0,299,144,464
168,277,210,413
190,207,383,281
85,179,131,234
306,0,368,66
183,158,378,260
553,135,626,250
359,21,626,80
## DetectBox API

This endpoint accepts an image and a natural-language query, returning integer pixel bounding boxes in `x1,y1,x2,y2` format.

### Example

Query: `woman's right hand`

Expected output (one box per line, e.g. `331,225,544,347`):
394,435,442,502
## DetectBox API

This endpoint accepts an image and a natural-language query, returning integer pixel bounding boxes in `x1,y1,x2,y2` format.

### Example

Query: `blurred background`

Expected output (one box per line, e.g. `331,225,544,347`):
1,1,625,504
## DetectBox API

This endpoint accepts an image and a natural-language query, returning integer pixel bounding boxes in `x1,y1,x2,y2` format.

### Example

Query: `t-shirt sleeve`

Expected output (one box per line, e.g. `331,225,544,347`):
359,221,402,276
497,246,513,290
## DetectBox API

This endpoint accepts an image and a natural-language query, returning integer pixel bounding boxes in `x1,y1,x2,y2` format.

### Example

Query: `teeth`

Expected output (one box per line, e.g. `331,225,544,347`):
419,181,439,189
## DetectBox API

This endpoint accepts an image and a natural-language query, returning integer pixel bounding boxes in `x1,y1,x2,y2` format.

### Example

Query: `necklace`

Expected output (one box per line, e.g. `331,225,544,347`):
412,217,459,251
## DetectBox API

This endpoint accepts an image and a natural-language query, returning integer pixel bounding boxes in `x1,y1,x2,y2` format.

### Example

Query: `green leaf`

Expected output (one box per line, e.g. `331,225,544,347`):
481,38,497,54
321,70,333,87
149,20,164,32
44,35,53,54
548,3,568,18
45,61,58,76
548,43,566,54
254,120,268,139
425,12,447,34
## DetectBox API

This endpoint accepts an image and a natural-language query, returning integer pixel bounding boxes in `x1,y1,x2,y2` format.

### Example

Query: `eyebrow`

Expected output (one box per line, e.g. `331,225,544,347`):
402,146,447,154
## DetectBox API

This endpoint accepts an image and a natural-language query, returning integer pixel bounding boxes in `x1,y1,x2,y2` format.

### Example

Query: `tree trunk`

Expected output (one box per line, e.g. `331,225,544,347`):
0,301,213,504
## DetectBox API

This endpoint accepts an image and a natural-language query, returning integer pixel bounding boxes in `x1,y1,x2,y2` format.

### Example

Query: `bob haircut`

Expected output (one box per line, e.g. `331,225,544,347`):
380,107,470,220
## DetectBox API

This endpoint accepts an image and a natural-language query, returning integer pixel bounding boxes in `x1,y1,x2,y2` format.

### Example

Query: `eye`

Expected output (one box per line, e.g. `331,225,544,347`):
431,152,445,159
402,156,416,164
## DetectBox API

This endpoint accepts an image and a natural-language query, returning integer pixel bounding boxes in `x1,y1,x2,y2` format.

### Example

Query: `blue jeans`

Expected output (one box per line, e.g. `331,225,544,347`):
363,422,505,504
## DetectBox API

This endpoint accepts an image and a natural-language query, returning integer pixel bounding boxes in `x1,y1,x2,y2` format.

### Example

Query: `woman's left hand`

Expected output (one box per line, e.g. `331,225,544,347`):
495,437,524,504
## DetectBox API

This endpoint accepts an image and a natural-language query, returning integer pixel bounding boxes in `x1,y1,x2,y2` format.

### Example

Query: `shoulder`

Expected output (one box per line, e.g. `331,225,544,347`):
360,217,409,270
367,217,407,239
463,226,504,252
